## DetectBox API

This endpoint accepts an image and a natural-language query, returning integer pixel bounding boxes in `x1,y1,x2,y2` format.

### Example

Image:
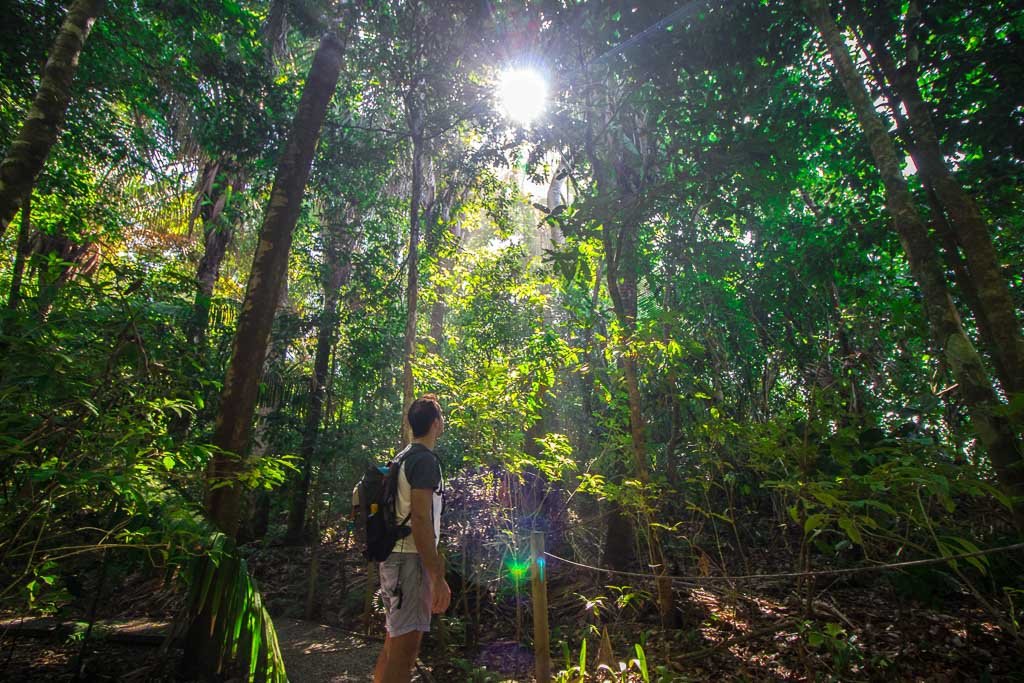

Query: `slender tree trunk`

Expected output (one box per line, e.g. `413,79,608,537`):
582,87,677,624
6,189,32,313
401,107,425,443
286,219,353,543
204,30,345,539
0,0,103,237
601,199,678,628
860,20,1024,396
429,217,461,350
188,161,242,347
546,157,570,245
34,229,98,319
804,0,1024,532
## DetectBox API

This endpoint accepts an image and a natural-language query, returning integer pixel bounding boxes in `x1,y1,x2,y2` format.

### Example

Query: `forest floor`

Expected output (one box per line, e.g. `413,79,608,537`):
1,538,1021,681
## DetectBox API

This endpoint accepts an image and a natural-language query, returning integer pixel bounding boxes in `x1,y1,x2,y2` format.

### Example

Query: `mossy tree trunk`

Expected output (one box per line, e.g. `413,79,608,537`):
803,0,1024,533
855,5,1024,397
184,29,345,680
0,0,103,238
203,30,345,538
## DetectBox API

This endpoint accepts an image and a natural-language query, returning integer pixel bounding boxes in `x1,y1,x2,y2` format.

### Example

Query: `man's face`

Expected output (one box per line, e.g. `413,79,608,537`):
435,412,445,438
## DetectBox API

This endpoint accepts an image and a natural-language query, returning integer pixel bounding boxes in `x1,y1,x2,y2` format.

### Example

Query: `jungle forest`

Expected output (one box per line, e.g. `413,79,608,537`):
1,0,1023,680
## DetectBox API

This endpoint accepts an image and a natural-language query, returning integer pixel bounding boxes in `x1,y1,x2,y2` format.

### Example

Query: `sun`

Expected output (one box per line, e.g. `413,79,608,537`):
497,68,547,126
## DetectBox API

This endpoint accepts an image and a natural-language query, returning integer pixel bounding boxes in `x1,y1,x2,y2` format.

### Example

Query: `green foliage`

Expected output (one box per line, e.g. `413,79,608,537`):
799,620,864,680
183,534,287,683
2,0,1023,676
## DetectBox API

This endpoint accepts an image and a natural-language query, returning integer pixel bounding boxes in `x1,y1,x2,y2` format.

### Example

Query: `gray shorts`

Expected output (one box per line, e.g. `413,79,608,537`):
379,552,432,637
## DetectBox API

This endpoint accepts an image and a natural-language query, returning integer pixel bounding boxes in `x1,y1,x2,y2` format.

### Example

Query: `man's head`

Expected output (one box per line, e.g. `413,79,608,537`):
408,393,443,439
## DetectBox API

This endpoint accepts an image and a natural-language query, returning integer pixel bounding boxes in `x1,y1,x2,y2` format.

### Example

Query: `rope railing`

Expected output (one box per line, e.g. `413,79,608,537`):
544,541,1024,584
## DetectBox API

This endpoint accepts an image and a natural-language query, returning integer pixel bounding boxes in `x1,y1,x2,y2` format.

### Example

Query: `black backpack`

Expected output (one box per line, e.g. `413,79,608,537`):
356,449,414,562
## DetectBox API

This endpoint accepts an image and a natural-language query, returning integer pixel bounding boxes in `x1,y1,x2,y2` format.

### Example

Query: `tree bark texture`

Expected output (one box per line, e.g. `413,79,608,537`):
400,107,425,444
6,189,32,313
205,31,345,539
188,160,243,347
860,21,1024,397
286,218,355,543
804,0,1024,532
586,102,679,626
0,0,103,238
546,157,570,246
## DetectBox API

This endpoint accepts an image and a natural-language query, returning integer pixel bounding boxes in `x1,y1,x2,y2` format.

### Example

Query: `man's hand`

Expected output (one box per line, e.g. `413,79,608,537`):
430,575,451,614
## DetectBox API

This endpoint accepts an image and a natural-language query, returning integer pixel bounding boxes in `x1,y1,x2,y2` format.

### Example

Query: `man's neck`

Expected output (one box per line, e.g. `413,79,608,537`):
410,436,436,451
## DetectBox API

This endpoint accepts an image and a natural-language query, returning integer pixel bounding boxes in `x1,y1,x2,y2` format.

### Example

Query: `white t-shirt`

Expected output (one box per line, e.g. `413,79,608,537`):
392,443,443,554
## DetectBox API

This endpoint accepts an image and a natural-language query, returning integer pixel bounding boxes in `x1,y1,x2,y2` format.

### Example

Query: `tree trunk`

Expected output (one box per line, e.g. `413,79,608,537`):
546,156,570,245
34,229,99,319
860,17,1024,396
0,0,104,238
6,189,32,313
183,30,344,681
804,0,1024,532
602,502,636,571
285,218,353,544
428,215,461,350
188,160,242,347
400,105,425,443
582,85,678,625
204,30,344,539
602,202,678,627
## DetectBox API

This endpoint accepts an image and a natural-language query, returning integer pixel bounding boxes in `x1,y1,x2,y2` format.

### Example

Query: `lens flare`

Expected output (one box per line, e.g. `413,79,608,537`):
506,558,530,582
497,68,547,126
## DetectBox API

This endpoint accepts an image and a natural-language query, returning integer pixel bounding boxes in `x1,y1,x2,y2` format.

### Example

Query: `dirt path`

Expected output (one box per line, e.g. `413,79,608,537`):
0,616,423,682
275,618,425,683
275,619,379,682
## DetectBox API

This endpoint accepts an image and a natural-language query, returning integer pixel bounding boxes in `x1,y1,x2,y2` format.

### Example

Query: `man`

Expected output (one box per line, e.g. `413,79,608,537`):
374,394,452,683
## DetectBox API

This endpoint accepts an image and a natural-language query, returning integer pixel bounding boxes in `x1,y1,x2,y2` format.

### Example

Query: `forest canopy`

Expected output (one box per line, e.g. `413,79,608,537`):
1,0,1022,680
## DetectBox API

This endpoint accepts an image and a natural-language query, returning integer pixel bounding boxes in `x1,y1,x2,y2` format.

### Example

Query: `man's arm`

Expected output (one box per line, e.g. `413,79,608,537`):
409,488,451,613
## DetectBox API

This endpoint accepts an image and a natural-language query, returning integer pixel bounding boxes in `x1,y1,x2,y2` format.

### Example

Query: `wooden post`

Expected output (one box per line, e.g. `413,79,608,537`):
530,531,551,683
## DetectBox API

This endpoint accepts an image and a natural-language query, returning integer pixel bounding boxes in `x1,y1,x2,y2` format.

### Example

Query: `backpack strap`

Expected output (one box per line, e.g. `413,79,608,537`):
390,446,420,527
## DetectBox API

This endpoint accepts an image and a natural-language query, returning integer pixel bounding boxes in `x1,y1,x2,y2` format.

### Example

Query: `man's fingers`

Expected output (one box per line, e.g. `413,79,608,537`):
430,581,451,613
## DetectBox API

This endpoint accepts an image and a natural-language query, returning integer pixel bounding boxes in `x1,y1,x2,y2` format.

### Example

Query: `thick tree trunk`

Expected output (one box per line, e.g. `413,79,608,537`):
184,30,344,681
0,0,103,238
861,22,1024,396
804,0,1024,532
204,30,344,539
285,219,353,544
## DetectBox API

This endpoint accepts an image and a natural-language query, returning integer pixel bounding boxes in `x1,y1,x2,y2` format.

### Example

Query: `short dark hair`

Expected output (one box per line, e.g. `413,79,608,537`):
408,394,442,438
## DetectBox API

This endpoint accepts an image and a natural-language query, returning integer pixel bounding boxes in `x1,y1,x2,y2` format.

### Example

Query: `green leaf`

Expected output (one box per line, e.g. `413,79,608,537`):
804,513,828,534
837,516,863,545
